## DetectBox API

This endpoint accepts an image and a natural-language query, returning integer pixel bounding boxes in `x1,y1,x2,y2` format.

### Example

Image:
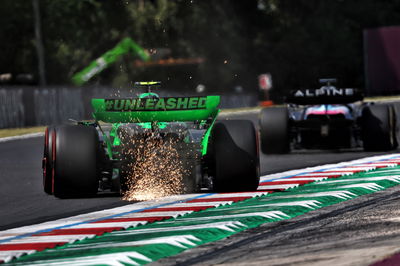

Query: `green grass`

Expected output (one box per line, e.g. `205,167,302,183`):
0,126,46,138
220,106,261,113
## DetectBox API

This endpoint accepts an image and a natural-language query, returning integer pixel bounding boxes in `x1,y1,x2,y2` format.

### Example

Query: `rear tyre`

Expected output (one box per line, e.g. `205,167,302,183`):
361,104,397,151
208,120,260,192
42,126,55,194
53,125,100,198
259,107,290,154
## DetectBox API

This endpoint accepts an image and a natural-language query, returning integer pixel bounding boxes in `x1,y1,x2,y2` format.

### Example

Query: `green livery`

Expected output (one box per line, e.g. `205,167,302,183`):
93,95,220,160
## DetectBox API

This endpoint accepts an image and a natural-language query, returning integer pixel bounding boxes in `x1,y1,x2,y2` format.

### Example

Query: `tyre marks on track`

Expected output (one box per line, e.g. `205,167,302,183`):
1,154,400,264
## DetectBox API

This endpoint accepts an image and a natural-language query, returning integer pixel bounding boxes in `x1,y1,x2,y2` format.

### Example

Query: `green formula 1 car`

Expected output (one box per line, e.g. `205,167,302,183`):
42,82,259,198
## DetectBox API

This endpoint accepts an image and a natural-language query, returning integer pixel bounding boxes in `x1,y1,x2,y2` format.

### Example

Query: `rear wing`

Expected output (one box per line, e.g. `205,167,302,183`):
285,87,364,105
91,96,220,123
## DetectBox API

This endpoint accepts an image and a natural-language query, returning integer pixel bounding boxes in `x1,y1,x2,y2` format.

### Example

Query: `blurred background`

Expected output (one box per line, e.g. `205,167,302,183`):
1,0,400,127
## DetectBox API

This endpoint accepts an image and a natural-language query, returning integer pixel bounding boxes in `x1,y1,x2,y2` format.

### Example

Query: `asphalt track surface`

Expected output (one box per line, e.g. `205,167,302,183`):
0,112,393,231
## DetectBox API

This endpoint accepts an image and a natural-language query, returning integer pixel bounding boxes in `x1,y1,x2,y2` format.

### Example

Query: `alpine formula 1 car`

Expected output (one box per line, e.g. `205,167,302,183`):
42,82,259,198
260,79,398,153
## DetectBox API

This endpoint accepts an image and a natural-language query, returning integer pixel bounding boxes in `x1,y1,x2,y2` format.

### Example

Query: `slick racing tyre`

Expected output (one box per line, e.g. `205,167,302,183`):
42,126,55,194
52,125,100,198
208,120,260,192
259,107,290,154
361,104,398,151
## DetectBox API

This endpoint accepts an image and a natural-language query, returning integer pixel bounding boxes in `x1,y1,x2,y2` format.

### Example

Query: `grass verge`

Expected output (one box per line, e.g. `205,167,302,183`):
0,126,46,138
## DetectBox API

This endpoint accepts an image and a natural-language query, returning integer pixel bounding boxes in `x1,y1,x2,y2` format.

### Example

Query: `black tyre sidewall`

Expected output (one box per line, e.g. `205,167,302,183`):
53,125,99,198
259,107,290,154
209,120,260,192
361,104,396,151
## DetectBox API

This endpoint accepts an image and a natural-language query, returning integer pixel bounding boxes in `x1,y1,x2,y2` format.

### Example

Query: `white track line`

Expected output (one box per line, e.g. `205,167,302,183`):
260,153,400,182
0,132,44,143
